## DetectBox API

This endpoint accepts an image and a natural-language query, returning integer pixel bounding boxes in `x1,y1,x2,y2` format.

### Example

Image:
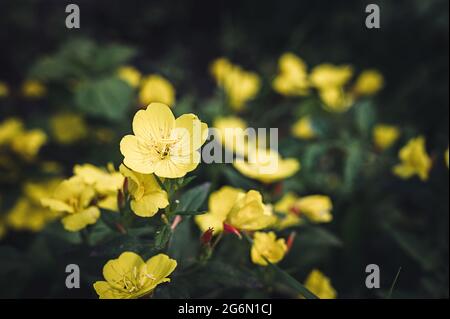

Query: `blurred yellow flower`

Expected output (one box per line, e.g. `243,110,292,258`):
373,124,400,151
213,116,248,156
310,64,353,90
297,195,333,223
304,270,337,299
119,164,169,217
50,113,88,145
94,252,177,299
233,148,300,184
195,186,275,233
21,80,47,98
139,75,175,107
273,53,309,96
120,103,208,178
11,129,47,161
354,69,384,96
211,58,261,112
117,66,142,88
74,163,124,212
292,116,316,140
0,118,24,146
7,179,62,232
274,193,302,229
41,176,100,232
251,231,287,266
446,147,449,169
393,136,432,181
319,87,353,113
274,193,333,228
0,82,9,97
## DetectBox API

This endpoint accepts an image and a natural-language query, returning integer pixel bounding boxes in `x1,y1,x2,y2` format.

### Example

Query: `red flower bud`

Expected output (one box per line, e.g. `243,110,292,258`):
171,215,183,231
273,182,283,196
223,223,242,239
123,177,129,195
287,231,296,252
200,227,214,245
289,205,301,216
117,190,125,210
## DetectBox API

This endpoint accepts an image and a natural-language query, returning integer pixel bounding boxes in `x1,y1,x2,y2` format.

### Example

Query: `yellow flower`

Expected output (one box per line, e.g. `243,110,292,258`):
274,193,302,230
251,231,287,266
0,118,24,146
373,124,400,151
210,58,261,112
119,164,169,217
11,129,47,161
292,116,316,140
304,270,337,299
41,176,100,232
273,53,309,96
274,193,333,228
310,64,353,90
446,147,449,169
0,81,9,97
7,179,62,232
195,187,275,233
21,80,47,98
210,57,234,85
139,75,175,107
117,66,142,88
319,87,353,113
93,252,177,299
393,136,432,181
74,164,124,212
233,148,300,184
225,190,276,231
297,195,333,223
51,113,88,145
120,103,208,178
354,69,384,96
213,116,249,156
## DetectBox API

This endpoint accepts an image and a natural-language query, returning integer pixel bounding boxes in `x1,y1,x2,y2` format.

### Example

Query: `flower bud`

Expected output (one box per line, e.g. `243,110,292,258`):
200,227,214,245
223,223,242,239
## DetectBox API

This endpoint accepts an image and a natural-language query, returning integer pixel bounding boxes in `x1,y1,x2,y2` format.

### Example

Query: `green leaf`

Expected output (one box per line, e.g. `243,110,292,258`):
177,182,211,212
342,141,364,194
74,77,133,121
354,100,377,138
154,225,172,250
93,44,136,73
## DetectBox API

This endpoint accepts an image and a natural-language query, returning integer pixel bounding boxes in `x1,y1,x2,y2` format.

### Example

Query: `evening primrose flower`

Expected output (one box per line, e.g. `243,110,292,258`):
292,116,316,140
41,176,100,232
213,116,249,156
296,195,333,223
74,164,124,212
310,64,353,90
120,103,208,178
139,75,175,107
0,82,9,97
117,66,142,88
21,80,47,98
354,69,384,96
93,252,177,299
373,124,400,151
119,164,169,217
210,58,261,112
393,136,432,181
251,231,287,266
233,148,300,184
50,113,88,145
273,53,309,96
319,87,354,113
195,186,275,233
304,270,337,299
11,129,47,161
0,118,24,146
274,193,302,229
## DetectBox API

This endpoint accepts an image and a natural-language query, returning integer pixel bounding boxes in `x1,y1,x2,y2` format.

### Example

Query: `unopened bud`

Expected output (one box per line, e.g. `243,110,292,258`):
200,227,214,245
287,231,296,252
289,205,301,216
117,190,125,209
123,177,129,195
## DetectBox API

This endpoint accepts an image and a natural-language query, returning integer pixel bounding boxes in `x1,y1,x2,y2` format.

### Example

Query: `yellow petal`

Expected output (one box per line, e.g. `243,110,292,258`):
61,207,100,232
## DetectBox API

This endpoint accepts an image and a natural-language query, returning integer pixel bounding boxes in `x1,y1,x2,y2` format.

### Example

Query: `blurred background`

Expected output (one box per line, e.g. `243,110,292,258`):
0,0,448,298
